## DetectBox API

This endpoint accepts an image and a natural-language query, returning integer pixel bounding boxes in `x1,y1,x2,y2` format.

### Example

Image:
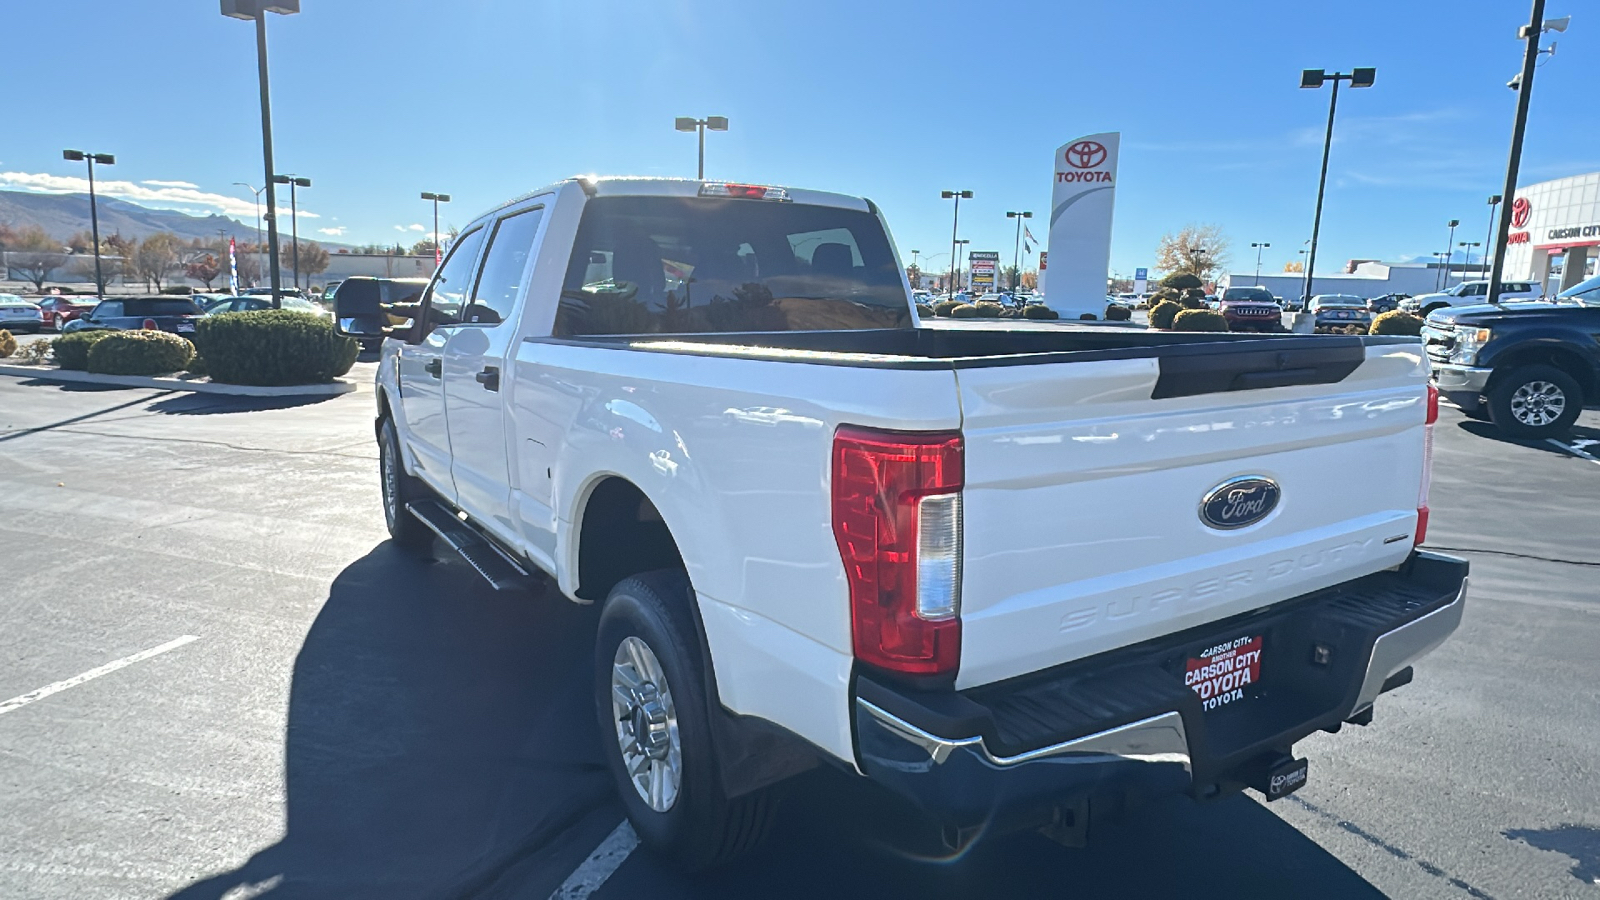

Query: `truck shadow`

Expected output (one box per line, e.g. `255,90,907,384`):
1505,824,1600,886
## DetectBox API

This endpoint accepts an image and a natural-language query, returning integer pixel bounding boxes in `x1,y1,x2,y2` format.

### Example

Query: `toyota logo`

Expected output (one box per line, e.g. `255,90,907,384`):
1065,140,1108,169
1511,197,1532,229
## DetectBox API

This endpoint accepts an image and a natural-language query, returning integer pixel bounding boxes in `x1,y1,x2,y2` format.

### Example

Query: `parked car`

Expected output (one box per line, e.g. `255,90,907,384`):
242,286,311,300
1426,272,1600,437
35,296,96,331
1217,286,1284,332
336,176,1465,870
0,295,44,334
206,295,332,319
190,292,236,312
1309,294,1373,333
63,296,206,339
321,281,342,302
1402,280,1539,316
1367,293,1409,314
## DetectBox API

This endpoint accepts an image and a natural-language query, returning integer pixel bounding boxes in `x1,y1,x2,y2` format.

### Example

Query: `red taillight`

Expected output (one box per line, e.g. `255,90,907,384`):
832,427,963,678
1417,384,1438,545
142,318,158,330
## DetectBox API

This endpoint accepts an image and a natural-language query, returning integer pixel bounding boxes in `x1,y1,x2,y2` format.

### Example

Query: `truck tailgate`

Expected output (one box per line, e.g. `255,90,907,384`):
954,342,1429,688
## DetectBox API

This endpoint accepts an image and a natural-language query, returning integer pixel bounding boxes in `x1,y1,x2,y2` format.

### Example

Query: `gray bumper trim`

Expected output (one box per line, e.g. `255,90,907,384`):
1430,363,1493,394
1352,576,1468,712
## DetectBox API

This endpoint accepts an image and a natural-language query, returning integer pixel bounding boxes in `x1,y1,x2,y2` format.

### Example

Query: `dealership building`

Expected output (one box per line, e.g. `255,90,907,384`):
1503,171,1600,291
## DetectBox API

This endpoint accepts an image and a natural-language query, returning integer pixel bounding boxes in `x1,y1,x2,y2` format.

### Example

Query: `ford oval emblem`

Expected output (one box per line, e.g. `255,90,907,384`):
1200,477,1281,530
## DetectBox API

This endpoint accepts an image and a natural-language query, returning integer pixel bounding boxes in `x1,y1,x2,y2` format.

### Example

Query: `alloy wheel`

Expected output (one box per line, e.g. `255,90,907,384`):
1509,380,1566,427
611,636,681,813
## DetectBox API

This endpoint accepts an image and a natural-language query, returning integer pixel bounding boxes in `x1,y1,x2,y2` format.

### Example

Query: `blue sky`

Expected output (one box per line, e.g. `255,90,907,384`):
4,0,1593,278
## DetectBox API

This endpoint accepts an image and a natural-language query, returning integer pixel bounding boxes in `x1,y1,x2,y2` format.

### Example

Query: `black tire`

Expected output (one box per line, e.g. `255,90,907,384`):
378,417,434,554
595,570,775,871
1487,364,1583,438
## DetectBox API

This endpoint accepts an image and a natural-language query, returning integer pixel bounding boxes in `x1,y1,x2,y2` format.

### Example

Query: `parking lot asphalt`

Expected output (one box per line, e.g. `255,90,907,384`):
2,368,1598,900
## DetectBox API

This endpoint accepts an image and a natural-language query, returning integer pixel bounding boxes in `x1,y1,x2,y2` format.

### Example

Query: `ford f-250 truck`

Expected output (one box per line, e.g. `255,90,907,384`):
335,177,1468,870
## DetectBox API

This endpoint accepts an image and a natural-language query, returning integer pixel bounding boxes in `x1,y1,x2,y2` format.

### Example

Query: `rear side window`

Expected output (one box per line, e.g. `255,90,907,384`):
95,301,124,318
555,195,911,336
466,207,545,326
125,299,203,316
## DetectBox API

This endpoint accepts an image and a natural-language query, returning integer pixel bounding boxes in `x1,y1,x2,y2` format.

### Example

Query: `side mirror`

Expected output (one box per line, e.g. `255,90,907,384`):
332,280,391,341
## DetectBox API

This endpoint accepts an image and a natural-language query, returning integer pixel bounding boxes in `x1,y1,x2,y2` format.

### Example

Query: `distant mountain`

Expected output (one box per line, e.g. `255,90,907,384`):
0,190,351,249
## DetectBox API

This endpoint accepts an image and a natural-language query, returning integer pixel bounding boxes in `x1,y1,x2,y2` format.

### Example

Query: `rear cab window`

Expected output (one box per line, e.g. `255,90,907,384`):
555,195,910,336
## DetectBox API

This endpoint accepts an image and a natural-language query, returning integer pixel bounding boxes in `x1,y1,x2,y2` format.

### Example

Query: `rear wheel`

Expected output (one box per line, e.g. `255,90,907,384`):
1488,364,1583,438
595,571,775,871
379,417,434,554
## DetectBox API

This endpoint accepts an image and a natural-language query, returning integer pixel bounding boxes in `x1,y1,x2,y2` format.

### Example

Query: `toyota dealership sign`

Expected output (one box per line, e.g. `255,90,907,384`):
1044,132,1120,318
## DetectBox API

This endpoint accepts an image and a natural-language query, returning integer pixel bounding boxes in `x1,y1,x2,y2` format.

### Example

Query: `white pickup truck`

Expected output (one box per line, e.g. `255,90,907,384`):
335,177,1468,869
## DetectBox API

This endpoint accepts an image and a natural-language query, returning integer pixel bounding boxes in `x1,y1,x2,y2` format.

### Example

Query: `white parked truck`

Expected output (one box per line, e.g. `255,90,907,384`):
335,177,1468,869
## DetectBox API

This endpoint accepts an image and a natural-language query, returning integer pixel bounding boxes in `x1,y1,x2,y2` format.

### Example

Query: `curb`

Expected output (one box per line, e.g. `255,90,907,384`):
0,364,358,397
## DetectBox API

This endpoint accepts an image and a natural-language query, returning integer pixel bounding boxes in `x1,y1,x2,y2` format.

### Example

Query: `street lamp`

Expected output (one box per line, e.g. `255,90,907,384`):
420,191,451,265
1487,3,1568,304
1299,66,1376,306
954,239,971,294
1251,241,1271,283
271,174,310,290
1006,211,1033,295
1438,219,1460,290
234,182,264,287
221,0,299,308
1188,246,1209,280
674,116,728,180
1483,194,1502,280
940,189,973,299
1459,241,1482,280
62,150,114,297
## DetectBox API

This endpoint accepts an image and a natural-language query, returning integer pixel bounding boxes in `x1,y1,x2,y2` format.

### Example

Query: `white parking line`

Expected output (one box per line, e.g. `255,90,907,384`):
1546,439,1600,466
548,820,638,900
0,635,199,717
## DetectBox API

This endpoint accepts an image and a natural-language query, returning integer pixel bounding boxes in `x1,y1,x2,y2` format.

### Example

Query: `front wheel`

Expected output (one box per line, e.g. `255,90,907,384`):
379,417,434,554
1488,364,1583,438
595,571,775,871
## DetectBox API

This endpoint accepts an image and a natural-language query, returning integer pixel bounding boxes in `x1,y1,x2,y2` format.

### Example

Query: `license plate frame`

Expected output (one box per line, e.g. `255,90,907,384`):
1184,634,1263,714
176,322,196,333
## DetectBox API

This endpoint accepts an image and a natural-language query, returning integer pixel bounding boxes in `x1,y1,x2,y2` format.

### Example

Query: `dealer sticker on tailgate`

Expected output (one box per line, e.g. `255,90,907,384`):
1185,635,1262,712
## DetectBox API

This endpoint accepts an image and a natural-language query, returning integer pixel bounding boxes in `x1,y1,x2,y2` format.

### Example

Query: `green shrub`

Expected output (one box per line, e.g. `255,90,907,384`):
1149,300,1182,329
187,354,209,377
915,303,936,318
1370,310,1424,336
87,330,194,375
973,302,1006,318
1160,272,1204,291
0,330,14,358
950,304,981,319
1173,309,1229,332
1022,305,1059,320
1104,304,1132,321
933,299,963,317
197,309,358,385
52,330,116,370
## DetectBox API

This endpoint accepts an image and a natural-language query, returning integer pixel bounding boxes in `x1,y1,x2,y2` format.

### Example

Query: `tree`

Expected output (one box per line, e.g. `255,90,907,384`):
1021,271,1038,290
8,225,67,291
233,242,262,287
1283,260,1305,273
1155,224,1230,281
1003,265,1021,291
132,232,183,290
297,240,330,284
410,238,438,257
185,254,221,290
67,230,97,254
905,264,921,287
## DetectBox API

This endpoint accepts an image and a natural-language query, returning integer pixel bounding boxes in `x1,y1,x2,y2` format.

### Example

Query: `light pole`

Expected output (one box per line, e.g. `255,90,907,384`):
1299,67,1376,306
234,181,264,287
1251,241,1271,283
1483,194,1502,280
955,239,971,293
674,116,728,180
1459,241,1482,281
1488,3,1568,303
272,174,310,290
1439,219,1460,289
62,150,114,297
1188,246,1209,281
221,0,299,309
1006,211,1032,296
940,190,972,298
421,191,451,266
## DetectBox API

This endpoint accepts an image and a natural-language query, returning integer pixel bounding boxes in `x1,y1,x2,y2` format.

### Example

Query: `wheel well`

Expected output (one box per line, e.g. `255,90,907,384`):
1489,346,1597,397
576,477,684,602
1421,302,1449,315
374,388,393,436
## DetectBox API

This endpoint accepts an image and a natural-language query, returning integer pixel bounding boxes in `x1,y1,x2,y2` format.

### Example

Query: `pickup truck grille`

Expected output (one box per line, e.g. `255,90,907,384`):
1224,305,1278,318
1421,325,1454,362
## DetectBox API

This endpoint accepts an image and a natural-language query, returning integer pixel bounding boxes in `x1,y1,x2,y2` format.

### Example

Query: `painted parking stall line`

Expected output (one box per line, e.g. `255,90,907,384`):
548,820,638,900
0,635,199,717
1547,438,1600,466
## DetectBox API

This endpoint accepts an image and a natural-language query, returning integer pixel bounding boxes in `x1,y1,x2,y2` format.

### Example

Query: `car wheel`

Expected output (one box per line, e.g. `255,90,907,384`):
596,570,776,871
1487,364,1583,438
379,417,434,554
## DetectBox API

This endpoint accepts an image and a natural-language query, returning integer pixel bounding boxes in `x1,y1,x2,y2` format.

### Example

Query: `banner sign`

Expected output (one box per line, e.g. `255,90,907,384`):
228,238,239,295
1046,131,1120,317
968,251,999,292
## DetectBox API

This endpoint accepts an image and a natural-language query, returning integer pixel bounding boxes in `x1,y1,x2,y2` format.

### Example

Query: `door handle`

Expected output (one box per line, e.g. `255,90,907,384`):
424,359,442,378
475,366,500,391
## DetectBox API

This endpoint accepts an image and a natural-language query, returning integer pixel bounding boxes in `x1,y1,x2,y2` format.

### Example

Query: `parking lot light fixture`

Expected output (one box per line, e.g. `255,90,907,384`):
1484,195,1502,280
1459,241,1482,279
675,116,728,179
1006,211,1032,294
271,174,310,291
222,0,299,308
1439,219,1460,289
62,149,114,297
941,190,973,298
1251,242,1271,283
1299,67,1375,308
421,192,451,266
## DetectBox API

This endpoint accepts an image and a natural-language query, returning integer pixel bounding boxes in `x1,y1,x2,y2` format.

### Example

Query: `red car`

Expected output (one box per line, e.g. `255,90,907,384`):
36,296,96,331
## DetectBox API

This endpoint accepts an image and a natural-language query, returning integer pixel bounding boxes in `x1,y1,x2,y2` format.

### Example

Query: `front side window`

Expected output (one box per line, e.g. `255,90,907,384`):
466,207,545,326
555,195,910,336
421,228,487,327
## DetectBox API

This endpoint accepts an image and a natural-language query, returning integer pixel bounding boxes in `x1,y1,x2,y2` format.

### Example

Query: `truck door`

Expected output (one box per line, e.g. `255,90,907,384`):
443,204,547,537
397,227,487,501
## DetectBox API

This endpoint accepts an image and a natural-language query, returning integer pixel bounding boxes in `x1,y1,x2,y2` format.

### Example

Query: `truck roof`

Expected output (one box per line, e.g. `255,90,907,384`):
497,176,872,215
